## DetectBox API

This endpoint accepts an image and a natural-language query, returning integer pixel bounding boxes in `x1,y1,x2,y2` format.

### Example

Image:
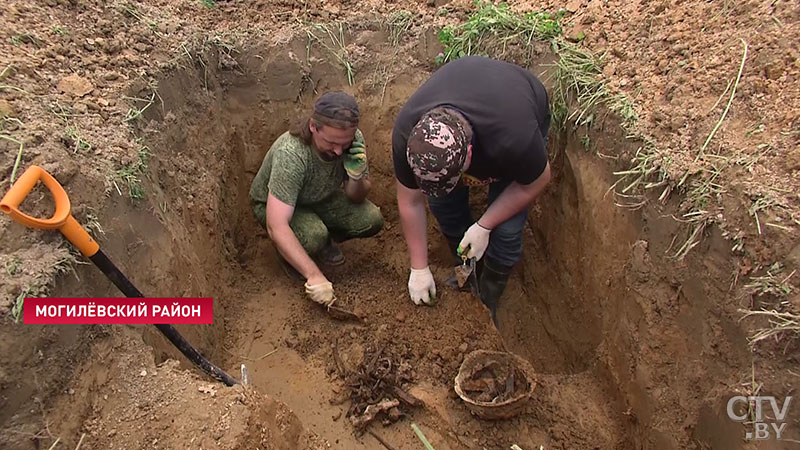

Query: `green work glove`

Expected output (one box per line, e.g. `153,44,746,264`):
344,140,368,180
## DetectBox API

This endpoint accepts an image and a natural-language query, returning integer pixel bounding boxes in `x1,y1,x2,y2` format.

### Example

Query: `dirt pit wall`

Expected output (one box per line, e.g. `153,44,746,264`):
501,122,767,448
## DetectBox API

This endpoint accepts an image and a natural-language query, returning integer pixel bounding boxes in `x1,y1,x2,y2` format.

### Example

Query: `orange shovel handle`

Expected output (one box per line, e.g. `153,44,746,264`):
1,165,99,257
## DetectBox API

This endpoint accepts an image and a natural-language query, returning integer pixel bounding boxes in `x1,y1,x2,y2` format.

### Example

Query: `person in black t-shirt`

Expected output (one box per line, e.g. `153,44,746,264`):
392,56,551,324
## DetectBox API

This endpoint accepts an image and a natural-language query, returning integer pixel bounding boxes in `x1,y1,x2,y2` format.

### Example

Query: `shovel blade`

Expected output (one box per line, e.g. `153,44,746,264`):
454,264,472,288
326,305,362,322
455,257,481,298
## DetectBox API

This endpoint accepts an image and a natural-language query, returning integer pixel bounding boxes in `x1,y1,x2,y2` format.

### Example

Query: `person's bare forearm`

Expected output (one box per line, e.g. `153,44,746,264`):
344,177,371,204
397,184,429,269
479,164,551,229
268,223,324,282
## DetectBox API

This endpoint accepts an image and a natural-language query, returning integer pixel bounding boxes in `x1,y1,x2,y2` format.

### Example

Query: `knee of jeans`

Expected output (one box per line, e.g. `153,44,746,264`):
487,228,523,265
295,222,329,255
431,212,471,240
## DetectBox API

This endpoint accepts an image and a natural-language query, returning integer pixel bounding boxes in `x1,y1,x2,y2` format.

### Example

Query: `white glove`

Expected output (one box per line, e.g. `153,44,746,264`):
305,281,336,307
458,222,492,261
408,267,436,306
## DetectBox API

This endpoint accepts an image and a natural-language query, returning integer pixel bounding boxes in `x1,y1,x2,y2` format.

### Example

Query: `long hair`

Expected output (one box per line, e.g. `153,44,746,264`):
290,114,358,146
289,116,319,146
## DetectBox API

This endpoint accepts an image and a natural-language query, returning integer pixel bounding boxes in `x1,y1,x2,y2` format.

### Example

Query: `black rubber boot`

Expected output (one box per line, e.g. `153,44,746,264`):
478,256,513,325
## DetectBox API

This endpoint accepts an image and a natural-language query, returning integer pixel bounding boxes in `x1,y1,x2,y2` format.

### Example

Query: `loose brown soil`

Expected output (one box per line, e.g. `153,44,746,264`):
1,1,799,450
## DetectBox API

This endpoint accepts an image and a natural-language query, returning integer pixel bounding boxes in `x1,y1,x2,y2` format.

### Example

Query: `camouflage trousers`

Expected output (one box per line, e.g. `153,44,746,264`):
252,190,384,256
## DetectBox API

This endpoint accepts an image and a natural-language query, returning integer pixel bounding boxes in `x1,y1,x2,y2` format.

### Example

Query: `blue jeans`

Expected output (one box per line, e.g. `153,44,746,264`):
428,179,528,267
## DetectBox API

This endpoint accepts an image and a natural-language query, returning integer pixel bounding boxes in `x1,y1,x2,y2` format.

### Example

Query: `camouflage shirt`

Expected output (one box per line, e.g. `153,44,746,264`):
249,130,366,208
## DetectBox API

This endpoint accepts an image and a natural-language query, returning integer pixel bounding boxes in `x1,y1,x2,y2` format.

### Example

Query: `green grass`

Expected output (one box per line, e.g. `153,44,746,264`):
745,263,794,300
2,134,24,183
4,256,22,276
84,212,105,239
738,263,797,346
580,134,590,150
11,289,28,323
205,34,238,54
740,309,800,346
435,1,562,65
411,423,436,450
388,10,414,46
549,40,606,130
0,86,27,183
365,10,416,103
433,2,638,133
306,23,355,85
123,93,156,123
114,2,160,35
113,146,150,200
747,194,794,235
6,248,81,323
10,33,39,47
64,127,92,153
0,64,26,94
549,40,640,133
694,39,747,163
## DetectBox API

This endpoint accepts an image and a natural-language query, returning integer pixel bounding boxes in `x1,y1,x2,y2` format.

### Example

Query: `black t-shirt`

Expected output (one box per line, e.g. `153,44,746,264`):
392,56,550,189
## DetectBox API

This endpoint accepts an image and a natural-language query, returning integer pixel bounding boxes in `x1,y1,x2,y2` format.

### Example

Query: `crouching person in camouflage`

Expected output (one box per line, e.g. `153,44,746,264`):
249,91,384,307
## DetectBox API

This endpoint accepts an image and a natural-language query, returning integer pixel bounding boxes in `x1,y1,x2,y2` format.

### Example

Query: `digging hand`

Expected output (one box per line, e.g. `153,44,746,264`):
458,222,491,261
344,140,368,180
305,280,336,307
408,266,436,306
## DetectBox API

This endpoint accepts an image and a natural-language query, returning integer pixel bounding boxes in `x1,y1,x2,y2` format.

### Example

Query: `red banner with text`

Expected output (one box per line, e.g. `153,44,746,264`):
22,297,213,324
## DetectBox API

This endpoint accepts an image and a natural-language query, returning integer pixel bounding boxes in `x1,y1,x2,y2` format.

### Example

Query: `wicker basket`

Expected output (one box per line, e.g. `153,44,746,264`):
454,350,537,420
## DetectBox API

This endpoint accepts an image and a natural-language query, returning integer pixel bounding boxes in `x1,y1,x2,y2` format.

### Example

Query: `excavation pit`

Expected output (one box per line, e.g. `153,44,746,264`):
1,19,779,450
114,30,756,449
